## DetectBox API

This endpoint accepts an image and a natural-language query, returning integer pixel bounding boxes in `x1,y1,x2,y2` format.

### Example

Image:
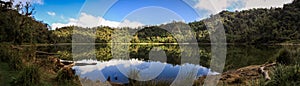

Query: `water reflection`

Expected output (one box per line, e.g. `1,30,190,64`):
72,59,218,84
35,44,300,85
37,44,285,71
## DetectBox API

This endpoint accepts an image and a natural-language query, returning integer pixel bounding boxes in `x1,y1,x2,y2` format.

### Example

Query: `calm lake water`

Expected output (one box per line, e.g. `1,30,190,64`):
36,44,299,84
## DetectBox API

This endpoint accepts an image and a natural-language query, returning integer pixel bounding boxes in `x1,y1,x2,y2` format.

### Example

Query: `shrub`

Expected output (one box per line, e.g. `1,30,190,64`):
0,44,23,70
11,64,41,86
276,49,300,65
56,67,81,86
266,64,300,86
57,51,72,60
7,53,23,70
276,49,293,65
56,67,76,82
0,44,9,62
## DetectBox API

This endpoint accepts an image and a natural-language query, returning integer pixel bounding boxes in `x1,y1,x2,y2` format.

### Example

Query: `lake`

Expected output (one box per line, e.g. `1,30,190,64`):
36,44,298,85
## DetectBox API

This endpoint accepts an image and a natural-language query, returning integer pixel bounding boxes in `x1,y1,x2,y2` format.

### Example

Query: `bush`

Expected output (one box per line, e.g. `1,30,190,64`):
56,67,81,86
11,64,41,86
276,49,293,65
56,68,76,82
7,53,23,70
276,49,300,65
57,51,72,60
0,44,9,62
0,44,23,70
266,64,300,86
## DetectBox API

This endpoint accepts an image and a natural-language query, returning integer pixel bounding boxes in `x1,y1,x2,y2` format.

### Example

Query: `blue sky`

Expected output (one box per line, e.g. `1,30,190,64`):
23,0,293,29
33,0,85,24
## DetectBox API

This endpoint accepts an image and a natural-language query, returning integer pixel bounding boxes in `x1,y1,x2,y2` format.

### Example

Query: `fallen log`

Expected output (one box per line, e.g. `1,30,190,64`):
75,63,97,66
258,62,276,81
259,66,271,80
49,56,74,69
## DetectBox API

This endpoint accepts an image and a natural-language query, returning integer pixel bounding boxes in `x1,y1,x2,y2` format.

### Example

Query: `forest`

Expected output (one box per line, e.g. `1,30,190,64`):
0,0,300,86
1,0,300,44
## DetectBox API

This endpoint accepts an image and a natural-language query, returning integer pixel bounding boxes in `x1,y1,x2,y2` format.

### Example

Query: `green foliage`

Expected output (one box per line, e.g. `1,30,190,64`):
266,64,300,86
247,78,266,86
0,44,23,70
11,64,41,86
0,0,50,44
56,68,77,84
276,48,300,65
7,52,23,70
1,0,300,44
57,51,72,60
276,49,293,65
51,0,300,44
214,0,300,44
0,44,12,62
225,45,280,71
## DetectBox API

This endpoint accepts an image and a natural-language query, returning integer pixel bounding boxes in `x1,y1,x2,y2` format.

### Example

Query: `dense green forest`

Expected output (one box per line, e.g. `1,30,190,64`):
1,0,300,44
1,0,300,86
0,1,50,44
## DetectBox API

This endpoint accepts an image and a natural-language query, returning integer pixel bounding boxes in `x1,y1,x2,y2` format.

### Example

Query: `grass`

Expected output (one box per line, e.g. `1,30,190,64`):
266,64,300,86
0,43,80,86
11,64,41,86
276,48,300,65
0,62,18,86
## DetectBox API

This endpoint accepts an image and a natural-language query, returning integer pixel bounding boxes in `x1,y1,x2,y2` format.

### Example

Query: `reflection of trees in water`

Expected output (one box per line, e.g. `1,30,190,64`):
224,45,282,71
129,44,182,65
129,44,212,66
41,44,300,71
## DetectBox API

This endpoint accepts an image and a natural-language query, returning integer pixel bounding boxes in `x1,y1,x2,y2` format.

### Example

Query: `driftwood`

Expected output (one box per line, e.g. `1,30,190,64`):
259,66,271,80
75,63,97,66
49,56,76,79
49,56,74,68
258,62,276,81
216,62,277,85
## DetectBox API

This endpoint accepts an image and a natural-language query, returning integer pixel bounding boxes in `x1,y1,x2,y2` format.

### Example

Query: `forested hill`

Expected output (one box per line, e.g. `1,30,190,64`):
189,0,300,44
1,0,300,44
223,0,300,43
0,1,50,44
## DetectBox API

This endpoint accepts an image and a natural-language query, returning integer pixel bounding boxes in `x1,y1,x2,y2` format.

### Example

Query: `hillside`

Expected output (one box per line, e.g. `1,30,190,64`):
48,0,300,44
189,0,300,44
0,1,50,44
0,0,300,44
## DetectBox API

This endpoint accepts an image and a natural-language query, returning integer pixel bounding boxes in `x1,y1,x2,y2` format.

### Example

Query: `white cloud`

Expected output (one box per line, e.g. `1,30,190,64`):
194,0,293,14
240,0,293,10
47,12,56,16
51,18,77,29
195,0,232,14
51,13,144,29
4,0,44,5
118,20,145,28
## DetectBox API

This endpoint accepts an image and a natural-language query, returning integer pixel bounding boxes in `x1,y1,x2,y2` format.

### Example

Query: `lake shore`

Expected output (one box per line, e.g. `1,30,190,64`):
195,62,277,86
